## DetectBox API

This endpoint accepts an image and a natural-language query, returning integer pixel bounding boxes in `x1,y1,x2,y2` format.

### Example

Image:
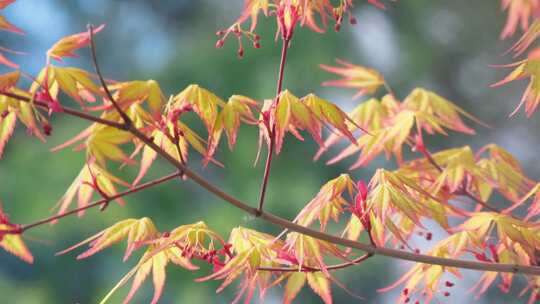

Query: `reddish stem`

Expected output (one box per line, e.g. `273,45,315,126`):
0,91,126,130
258,253,372,272
0,172,180,234
257,38,291,215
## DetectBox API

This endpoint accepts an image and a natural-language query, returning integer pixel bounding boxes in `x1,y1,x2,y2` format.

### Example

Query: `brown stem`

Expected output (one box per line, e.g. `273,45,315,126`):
258,253,372,272
87,24,132,126
257,37,291,215
24,173,180,231
0,91,126,130
0,172,181,234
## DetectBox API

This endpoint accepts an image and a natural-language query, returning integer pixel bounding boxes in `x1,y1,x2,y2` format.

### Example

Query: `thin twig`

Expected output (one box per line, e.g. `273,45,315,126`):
87,24,132,126
0,172,181,234
257,37,291,215
258,253,372,272
0,91,126,130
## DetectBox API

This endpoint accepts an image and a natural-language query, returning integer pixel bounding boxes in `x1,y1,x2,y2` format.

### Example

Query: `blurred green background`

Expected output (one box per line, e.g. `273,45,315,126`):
1,0,540,303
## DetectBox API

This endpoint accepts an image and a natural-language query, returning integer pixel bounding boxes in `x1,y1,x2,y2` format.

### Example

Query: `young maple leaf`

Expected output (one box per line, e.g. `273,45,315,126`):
0,0,17,9
492,46,540,117
293,174,354,231
0,70,19,91
500,0,540,39
507,182,540,220
379,231,480,303
0,50,18,68
363,169,454,246
314,96,395,161
280,271,334,304
0,87,45,158
475,144,533,203
320,59,385,99
0,15,23,34
285,232,347,276
509,19,540,55
54,161,129,217
47,24,105,62
259,90,357,156
170,84,226,134
168,84,227,161
197,227,285,303
93,221,221,304
211,95,258,152
0,203,33,263
403,88,483,135
58,217,159,261
106,80,165,116
325,109,415,169
0,108,15,158
46,66,103,105
132,120,220,185
429,146,492,194
51,112,134,166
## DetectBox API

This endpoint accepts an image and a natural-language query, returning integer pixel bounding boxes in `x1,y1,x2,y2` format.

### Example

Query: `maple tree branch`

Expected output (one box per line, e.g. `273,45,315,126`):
8,172,181,233
6,87,540,276
257,37,291,215
87,24,132,127
0,91,127,130
258,253,373,272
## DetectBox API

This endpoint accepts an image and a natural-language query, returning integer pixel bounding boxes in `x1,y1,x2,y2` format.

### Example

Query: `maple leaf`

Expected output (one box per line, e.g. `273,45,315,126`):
320,59,385,99
86,126,134,165
508,183,540,220
314,96,396,161
294,174,354,230
106,80,165,116
238,0,270,32
363,169,453,246
0,108,15,158
170,84,226,134
54,161,129,217
500,0,540,39
0,50,18,68
58,217,159,261
326,109,415,169
0,70,19,91
0,87,45,157
285,232,347,275
476,144,533,203
379,231,480,303
0,15,23,34
492,47,540,117
403,88,482,135
85,221,221,304
283,272,307,304
460,212,540,261
212,95,258,151
0,0,16,10
260,90,357,155
47,24,105,62
133,120,218,185
48,66,103,105
99,245,168,304
0,203,33,263
197,227,285,303
509,19,540,55
430,146,492,194
50,109,133,165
